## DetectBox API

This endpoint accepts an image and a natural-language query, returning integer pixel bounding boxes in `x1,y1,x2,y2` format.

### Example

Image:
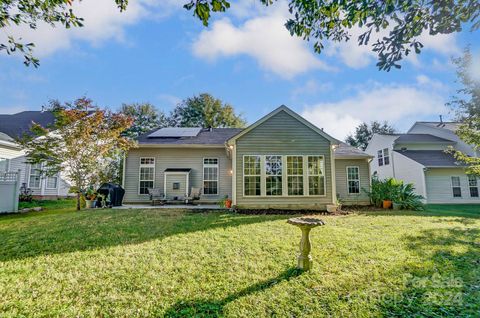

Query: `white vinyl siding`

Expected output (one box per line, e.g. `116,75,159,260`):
0,157,9,172
139,157,155,195
203,158,219,195
347,166,360,194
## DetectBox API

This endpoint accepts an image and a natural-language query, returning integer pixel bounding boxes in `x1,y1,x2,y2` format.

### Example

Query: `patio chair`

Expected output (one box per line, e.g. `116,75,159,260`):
185,187,201,204
148,188,167,206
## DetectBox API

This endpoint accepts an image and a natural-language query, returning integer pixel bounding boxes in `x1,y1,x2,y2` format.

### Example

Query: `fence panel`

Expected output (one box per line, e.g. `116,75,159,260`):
0,171,20,213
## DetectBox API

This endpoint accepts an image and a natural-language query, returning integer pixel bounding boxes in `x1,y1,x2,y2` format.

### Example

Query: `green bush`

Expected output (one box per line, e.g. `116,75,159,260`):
365,176,425,210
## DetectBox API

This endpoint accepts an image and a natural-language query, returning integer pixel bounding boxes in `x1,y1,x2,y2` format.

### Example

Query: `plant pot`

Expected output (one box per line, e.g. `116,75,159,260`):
225,199,232,209
85,200,91,209
392,202,401,210
382,200,392,209
326,204,338,213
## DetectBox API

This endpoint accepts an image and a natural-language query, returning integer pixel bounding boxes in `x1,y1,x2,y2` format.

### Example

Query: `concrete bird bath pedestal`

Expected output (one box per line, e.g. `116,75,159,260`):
287,217,325,271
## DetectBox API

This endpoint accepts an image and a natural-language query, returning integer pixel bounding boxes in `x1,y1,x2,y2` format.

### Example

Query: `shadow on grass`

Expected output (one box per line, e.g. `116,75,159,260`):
358,204,480,219
380,227,480,317
0,209,292,262
163,267,303,318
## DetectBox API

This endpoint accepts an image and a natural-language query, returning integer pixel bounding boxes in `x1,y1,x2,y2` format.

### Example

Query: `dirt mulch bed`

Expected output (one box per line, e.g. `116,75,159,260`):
233,208,351,215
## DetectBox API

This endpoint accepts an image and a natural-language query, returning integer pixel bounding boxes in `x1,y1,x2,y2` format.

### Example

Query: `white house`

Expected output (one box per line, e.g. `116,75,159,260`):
0,111,71,199
365,121,479,204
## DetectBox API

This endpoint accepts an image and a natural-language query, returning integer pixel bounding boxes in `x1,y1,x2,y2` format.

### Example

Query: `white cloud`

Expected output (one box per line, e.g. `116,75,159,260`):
1,0,178,57
415,74,448,90
301,83,447,140
291,79,333,99
192,4,332,78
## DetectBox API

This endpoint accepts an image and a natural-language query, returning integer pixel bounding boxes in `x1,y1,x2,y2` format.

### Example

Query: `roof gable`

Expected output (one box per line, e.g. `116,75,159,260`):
227,105,339,144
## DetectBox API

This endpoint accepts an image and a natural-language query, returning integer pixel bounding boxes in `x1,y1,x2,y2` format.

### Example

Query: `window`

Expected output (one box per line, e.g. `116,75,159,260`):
244,156,261,196
347,166,360,194
451,176,462,198
265,156,282,196
0,158,9,172
378,148,389,166
468,175,479,198
29,163,42,188
46,175,58,189
287,156,304,196
203,158,218,195
308,156,325,195
139,158,155,195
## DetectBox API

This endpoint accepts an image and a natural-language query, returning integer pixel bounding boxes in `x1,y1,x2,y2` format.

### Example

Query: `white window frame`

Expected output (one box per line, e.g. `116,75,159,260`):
0,157,9,172
307,155,326,196
203,157,219,195
28,163,42,189
346,166,361,194
243,155,261,197
138,157,155,195
286,155,305,196
468,175,479,198
265,155,283,196
451,176,462,198
46,174,59,190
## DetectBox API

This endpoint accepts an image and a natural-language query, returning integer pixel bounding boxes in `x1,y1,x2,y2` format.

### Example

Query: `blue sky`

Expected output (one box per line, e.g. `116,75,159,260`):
0,0,478,139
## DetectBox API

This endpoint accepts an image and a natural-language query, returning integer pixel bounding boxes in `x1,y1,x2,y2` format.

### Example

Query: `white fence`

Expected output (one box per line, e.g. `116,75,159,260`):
0,171,20,213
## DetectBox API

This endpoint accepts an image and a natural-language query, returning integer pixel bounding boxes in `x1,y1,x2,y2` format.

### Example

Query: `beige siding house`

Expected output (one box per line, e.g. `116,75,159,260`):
123,106,372,209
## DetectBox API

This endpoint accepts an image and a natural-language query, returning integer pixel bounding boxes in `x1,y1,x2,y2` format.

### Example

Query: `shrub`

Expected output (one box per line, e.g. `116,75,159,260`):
365,177,424,210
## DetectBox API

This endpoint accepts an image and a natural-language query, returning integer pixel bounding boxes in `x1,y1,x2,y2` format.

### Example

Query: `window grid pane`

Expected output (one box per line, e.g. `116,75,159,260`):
139,158,155,195
307,156,324,196
203,158,218,195
46,176,58,189
244,156,261,196
451,176,461,198
468,175,479,198
266,156,282,196
29,163,42,188
347,167,360,194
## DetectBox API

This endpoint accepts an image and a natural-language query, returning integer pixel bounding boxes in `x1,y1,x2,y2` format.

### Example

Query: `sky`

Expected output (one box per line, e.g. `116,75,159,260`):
0,0,479,140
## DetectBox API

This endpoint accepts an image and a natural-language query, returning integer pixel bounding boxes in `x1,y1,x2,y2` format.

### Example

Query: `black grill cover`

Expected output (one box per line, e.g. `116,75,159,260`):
97,183,125,207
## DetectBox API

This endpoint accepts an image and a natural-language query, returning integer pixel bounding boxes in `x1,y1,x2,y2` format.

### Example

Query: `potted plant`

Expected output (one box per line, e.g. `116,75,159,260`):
84,187,97,209
218,195,232,209
336,197,344,211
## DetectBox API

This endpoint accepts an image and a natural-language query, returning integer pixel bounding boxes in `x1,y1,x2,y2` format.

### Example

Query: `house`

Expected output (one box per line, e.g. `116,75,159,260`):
123,106,373,209
365,121,479,204
0,111,71,199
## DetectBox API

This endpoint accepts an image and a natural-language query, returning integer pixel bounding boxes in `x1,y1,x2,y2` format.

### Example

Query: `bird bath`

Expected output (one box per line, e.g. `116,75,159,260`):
287,217,325,271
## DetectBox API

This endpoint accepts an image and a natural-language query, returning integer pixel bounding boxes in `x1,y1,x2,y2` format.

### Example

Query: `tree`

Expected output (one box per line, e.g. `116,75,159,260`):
448,48,480,175
3,1,478,70
120,103,168,139
183,0,479,71
346,121,396,150
19,97,135,210
169,93,246,128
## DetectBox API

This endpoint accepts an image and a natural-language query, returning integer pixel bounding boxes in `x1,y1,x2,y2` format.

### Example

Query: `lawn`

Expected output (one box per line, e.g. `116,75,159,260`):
0,202,479,317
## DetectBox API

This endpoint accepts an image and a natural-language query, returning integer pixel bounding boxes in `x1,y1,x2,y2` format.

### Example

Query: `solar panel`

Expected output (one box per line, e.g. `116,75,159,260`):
148,127,202,138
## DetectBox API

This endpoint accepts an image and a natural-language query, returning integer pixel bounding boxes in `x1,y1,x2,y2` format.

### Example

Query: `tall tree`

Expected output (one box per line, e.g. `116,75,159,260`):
19,97,135,210
169,93,246,128
120,103,168,139
346,121,396,150
3,1,478,70
448,48,480,175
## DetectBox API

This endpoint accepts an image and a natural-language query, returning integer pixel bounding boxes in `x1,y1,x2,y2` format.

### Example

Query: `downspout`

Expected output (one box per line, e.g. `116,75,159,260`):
121,152,127,188
231,142,237,206
330,144,337,204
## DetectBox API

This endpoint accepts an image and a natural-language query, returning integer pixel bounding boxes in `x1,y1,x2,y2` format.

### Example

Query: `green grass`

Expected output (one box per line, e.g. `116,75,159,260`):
0,204,479,317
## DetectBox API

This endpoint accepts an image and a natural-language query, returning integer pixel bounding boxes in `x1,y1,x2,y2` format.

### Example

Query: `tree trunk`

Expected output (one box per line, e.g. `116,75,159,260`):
76,192,81,211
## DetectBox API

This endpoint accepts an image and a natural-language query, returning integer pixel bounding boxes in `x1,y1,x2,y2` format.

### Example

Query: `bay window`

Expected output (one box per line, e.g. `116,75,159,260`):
308,156,325,195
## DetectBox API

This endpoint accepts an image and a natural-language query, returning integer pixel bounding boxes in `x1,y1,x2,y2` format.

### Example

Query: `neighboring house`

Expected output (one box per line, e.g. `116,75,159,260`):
0,111,71,199
365,121,479,204
123,106,373,209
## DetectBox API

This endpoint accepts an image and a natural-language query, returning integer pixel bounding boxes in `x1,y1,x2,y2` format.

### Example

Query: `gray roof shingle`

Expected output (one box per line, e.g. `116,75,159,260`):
395,134,455,143
137,128,244,145
394,150,465,167
416,121,461,132
0,111,56,139
334,142,372,158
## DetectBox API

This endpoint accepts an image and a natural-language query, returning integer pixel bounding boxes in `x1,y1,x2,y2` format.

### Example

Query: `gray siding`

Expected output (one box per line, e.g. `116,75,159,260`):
335,159,370,205
165,174,188,198
124,147,232,203
235,110,333,209
425,168,480,204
